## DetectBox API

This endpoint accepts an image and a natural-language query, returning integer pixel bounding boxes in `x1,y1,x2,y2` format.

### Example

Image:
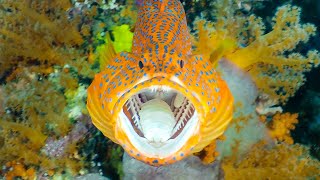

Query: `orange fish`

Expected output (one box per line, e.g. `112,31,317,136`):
87,0,233,166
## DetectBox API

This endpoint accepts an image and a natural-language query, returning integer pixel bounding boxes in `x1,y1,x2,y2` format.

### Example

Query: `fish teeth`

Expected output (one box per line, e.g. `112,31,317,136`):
135,95,143,106
126,96,143,130
132,95,143,130
140,93,148,103
132,114,140,127
174,98,188,120
173,93,185,108
172,100,193,135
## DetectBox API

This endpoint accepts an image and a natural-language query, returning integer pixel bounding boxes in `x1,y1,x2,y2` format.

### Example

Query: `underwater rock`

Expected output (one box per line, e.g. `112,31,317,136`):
75,173,110,180
122,153,223,180
217,58,258,113
216,58,271,158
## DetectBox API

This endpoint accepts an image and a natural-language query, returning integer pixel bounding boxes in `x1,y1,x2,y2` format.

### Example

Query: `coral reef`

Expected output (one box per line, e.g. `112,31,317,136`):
42,120,89,158
0,0,99,178
190,1,320,178
0,0,84,79
3,161,36,180
266,113,299,145
0,0,136,178
0,76,88,176
93,24,134,70
222,142,320,179
0,0,319,179
192,2,320,103
195,140,219,164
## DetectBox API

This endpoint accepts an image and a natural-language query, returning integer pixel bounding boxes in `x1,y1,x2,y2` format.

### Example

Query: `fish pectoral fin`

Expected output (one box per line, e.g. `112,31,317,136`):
209,38,237,67
98,32,117,70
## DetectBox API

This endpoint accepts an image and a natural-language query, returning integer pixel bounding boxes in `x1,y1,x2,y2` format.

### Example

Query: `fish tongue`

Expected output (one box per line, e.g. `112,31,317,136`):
139,98,176,147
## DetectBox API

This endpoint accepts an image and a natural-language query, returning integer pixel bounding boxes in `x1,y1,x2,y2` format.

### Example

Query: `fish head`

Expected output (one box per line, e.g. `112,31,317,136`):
87,52,233,166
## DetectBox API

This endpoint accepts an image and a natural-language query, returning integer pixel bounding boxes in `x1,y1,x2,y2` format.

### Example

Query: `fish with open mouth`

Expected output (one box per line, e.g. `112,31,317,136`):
87,0,233,166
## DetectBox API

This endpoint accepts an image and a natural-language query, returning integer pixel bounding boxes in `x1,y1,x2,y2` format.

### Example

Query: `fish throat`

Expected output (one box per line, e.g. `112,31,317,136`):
120,86,198,157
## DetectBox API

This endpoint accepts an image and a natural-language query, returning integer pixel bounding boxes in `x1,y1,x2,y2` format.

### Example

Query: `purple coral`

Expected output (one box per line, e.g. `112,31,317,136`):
42,136,70,158
42,116,90,158
135,0,144,7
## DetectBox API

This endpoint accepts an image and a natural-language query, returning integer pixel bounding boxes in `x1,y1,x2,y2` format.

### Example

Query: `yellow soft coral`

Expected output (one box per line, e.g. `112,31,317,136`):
0,60,84,176
267,113,299,145
194,139,221,164
0,0,96,81
222,142,320,179
120,0,138,25
226,5,317,69
193,2,320,103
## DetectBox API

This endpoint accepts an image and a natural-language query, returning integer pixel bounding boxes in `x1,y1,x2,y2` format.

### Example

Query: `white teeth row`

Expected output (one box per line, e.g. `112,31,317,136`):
173,93,185,108
127,92,193,139
134,94,144,107
140,93,148,103
173,97,188,120
126,95,144,130
172,99,193,134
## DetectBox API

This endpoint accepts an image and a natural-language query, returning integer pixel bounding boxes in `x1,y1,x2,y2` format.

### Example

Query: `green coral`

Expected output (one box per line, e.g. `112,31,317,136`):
111,25,134,53
94,24,134,70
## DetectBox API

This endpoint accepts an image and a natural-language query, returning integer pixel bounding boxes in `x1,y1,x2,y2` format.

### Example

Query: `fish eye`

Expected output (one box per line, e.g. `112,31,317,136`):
179,60,184,68
138,61,144,69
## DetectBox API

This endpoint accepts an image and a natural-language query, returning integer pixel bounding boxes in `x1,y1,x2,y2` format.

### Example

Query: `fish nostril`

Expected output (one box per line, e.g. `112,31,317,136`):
139,61,144,69
179,60,184,68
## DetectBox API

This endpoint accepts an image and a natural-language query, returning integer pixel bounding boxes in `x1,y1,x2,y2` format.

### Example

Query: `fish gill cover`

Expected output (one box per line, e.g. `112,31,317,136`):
0,0,319,179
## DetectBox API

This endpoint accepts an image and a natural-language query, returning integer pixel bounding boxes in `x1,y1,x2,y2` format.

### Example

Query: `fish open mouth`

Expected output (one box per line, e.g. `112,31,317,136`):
119,85,199,157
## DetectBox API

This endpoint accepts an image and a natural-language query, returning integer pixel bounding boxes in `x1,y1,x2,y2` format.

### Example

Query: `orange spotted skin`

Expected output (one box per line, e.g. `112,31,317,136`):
87,0,233,166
